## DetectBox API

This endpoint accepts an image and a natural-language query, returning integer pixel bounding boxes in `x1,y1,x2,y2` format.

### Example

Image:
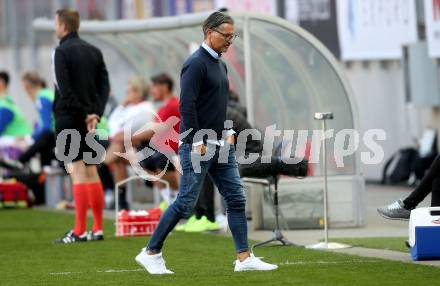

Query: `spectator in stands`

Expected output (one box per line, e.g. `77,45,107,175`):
105,76,155,209
107,76,154,140
138,73,180,209
0,72,55,204
0,71,32,140
16,72,56,167
228,89,247,118
107,73,180,210
378,155,440,220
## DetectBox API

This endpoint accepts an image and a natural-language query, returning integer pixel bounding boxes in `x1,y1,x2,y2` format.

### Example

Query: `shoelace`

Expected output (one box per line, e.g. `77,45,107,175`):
62,231,87,243
63,232,75,243
388,201,403,211
233,254,264,265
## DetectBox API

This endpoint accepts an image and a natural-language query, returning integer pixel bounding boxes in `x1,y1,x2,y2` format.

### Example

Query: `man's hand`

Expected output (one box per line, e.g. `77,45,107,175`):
192,144,208,155
85,114,100,132
226,134,235,145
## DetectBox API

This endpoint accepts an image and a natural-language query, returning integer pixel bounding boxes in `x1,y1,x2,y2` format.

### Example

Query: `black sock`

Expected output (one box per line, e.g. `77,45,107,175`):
119,187,129,210
402,199,414,210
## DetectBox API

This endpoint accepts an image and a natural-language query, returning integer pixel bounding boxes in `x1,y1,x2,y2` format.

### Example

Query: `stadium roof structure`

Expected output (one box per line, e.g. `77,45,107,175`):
33,11,365,227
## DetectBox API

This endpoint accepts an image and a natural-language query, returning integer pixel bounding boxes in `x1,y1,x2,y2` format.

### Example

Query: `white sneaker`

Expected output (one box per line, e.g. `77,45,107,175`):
135,248,174,275
234,253,278,272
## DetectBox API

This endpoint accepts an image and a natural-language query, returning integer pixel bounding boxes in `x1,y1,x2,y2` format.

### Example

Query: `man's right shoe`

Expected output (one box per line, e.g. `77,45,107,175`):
53,230,87,244
234,253,278,272
377,199,411,220
135,248,174,275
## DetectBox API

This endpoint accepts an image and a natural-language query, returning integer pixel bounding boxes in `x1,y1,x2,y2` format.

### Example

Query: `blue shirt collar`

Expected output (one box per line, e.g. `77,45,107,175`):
201,42,220,59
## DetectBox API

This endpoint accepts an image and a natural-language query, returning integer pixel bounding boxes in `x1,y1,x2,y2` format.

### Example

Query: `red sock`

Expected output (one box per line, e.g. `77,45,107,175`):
72,183,89,236
87,182,104,232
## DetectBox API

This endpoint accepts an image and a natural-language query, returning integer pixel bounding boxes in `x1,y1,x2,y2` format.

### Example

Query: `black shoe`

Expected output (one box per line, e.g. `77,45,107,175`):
87,230,104,241
119,200,130,211
53,230,87,244
277,158,308,177
405,240,410,249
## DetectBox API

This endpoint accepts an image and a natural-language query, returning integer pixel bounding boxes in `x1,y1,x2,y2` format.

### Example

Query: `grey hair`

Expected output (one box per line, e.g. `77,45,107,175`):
202,11,234,37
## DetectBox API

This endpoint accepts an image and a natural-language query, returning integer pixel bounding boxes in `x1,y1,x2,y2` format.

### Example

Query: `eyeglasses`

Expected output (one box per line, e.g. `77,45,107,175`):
212,28,238,41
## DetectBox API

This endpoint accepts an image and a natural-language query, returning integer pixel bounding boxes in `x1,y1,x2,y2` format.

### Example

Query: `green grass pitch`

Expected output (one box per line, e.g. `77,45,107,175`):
1,209,439,285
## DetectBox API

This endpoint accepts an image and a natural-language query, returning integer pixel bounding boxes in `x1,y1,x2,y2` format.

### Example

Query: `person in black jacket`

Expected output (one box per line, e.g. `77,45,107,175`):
52,9,110,244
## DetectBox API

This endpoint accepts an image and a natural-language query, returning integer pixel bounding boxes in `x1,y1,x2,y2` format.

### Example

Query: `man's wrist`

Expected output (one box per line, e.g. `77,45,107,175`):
192,140,204,147
225,129,236,137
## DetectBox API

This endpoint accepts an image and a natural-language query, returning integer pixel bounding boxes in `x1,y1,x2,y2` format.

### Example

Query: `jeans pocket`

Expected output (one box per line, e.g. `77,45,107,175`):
179,144,192,171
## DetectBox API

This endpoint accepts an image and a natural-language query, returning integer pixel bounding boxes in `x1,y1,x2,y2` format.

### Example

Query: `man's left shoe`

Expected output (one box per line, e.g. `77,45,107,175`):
234,253,278,272
87,230,104,241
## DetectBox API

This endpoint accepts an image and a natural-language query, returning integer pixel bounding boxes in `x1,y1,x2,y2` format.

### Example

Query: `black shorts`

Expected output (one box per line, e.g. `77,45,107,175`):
55,114,101,164
138,141,176,171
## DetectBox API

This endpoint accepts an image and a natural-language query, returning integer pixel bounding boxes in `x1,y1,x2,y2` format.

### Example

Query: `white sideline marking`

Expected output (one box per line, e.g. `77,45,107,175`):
49,269,143,275
98,269,144,273
279,260,381,265
49,260,380,276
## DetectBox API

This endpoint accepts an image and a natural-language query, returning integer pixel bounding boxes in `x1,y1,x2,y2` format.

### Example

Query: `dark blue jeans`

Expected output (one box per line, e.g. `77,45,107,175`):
147,142,249,253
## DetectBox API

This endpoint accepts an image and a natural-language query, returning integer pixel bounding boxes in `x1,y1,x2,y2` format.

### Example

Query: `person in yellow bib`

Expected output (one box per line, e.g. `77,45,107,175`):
15,72,56,167
0,71,32,140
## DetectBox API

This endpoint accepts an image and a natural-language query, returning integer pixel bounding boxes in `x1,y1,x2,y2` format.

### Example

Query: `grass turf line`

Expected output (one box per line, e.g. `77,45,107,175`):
0,209,439,286
331,237,409,253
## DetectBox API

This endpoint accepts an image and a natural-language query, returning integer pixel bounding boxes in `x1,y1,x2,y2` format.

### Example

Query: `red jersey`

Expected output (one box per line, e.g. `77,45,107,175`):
151,96,180,154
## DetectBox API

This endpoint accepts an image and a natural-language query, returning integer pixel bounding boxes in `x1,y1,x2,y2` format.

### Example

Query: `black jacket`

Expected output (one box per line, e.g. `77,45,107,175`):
52,32,110,119
226,106,262,157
